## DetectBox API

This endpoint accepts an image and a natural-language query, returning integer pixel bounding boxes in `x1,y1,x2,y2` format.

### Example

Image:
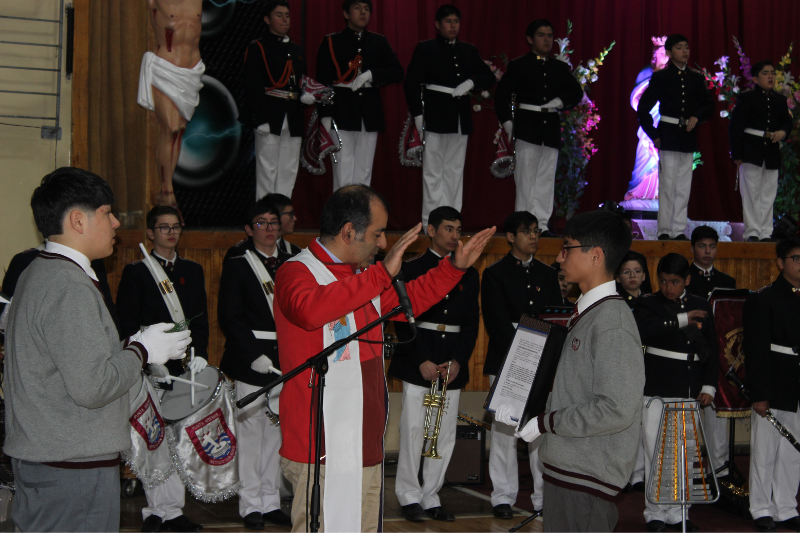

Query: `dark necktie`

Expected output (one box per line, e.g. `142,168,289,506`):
165,261,173,268
90,278,105,302
266,257,277,268
703,270,711,278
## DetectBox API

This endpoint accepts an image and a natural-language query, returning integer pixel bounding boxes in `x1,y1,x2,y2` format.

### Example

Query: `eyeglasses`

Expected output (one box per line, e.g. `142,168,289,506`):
253,220,280,230
558,244,592,258
785,255,800,264
155,225,182,234
620,269,645,278
517,228,543,237
281,210,295,219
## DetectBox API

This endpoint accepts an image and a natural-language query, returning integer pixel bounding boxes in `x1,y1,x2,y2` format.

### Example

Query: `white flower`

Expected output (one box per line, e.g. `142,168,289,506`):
579,76,587,84
718,94,726,101
556,37,570,52
720,110,729,118
714,72,725,83
473,104,482,112
591,74,598,82
588,59,596,67
481,91,490,99
714,56,730,69
733,86,740,93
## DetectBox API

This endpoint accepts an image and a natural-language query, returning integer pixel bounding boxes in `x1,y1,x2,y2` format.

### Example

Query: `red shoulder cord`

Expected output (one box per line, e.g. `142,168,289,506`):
245,41,294,90
328,35,362,84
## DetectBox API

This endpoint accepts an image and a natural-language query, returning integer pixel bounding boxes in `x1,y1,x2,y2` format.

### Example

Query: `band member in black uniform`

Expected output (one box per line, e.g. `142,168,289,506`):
263,193,301,255
634,253,718,532
482,211,562,519
637,34,714,241
244,0,311,201
218,200,292,530
388,206,479,523
116,206,207,533
552,261,577,306
729,60,793,243
495,19,583,236
743,237,800,533
315,0,404,189
403,4,495,227
616,251,648,309
687,225,736,299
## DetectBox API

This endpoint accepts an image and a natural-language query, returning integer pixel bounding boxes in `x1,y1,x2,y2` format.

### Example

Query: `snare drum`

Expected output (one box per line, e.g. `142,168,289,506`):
265,382,282,425
160,366,224,423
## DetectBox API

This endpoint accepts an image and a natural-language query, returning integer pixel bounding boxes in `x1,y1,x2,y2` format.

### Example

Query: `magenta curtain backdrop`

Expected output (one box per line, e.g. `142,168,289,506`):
283,0,800,232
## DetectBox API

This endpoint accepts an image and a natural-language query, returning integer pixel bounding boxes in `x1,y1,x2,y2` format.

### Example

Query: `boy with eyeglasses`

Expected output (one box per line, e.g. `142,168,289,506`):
482,211,562,520
224,193,301,261
744,237,800,532
116,205,208,532
218,199,292,529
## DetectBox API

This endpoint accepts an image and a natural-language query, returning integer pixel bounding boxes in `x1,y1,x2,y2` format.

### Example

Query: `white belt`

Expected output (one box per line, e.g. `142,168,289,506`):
333,81,372,89
252,330,277,340
512,322,519,329
425,84,454,94
771,344,798,355
266,89,299,100
418,322,461,333
646,347,698,361
745,128,772,138
660,115,688,126
519,103,557,113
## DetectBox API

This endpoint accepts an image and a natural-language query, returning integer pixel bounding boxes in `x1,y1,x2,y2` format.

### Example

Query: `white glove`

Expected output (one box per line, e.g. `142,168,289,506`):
188,356,208,373
147,363,171,384
133,323,192,366
251,354,276,374
414,115,423,135
503,120,513,139
452,79,474,97
300,91,315,105
514,418,543,443
494,403,518,426
321,117,332,132
541,97,564,110
351,70,372,91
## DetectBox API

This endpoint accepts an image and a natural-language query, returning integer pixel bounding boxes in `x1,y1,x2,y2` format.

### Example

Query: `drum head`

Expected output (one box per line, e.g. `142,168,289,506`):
160,367,222,423
267,382,282,416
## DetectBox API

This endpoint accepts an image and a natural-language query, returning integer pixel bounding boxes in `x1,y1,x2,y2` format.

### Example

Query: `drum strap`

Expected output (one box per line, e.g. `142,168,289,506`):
244,250,275,317
140,245,186,324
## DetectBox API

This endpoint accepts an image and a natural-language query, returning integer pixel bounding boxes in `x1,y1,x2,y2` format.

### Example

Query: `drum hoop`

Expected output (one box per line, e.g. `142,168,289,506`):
161,366,224,424
265,383,280,417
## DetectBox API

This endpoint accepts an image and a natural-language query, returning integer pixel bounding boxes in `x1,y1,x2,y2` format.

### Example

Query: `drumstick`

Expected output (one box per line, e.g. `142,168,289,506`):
190,348,196,407
164,375,211,389
270,366,282,376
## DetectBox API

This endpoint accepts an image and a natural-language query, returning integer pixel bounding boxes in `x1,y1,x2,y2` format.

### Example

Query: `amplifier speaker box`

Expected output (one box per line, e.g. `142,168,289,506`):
444,425,485,485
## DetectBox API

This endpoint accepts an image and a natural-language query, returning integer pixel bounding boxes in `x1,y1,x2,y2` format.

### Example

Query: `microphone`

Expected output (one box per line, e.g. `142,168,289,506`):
392,270,416,331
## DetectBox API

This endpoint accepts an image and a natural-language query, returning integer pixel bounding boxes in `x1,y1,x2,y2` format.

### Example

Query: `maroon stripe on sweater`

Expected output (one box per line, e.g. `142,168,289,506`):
542,474,621,502
42,456,120,469
542,461,624,492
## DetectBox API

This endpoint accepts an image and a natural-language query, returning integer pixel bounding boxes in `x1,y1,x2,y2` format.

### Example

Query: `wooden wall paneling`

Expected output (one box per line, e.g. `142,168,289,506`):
71,0,90,168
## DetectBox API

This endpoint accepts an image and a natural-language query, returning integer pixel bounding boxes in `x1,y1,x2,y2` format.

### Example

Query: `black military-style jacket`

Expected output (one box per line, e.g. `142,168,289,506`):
616,282,640,310
117,252,209,376
744,274,800,412
481,252,562,375
315,26,404,132
495,52,583,148
729,87,793,170
218,240,292,387
243,32,307,136
686,263,736,300
637,62,714,153
403,35,495,135
634,291,719,398
388,250,479,390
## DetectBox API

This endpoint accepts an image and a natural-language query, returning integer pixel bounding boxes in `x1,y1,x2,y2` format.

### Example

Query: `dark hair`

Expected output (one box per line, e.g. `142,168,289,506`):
31,167,115,238
261,193,292,213
503,211,538,238
435,4,461,22
691,225,719,246
562,211,633,275
319,184,388,239
598,201,631,221
146,206,181,230
265,0,289,17
526,19,553,38
342,0,371,12
428,206,461,230
657,252,690,278
244,198,281,228
776,237,800,260
751,60,775,77
665,34,688,52
616,251,648,277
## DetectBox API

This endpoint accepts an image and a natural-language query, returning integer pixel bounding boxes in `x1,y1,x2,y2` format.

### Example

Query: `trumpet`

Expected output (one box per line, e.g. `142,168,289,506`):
421,362,451,459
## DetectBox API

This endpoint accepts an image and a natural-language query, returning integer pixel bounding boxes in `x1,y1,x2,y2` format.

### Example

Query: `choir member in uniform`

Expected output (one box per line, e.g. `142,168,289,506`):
616,251,648,310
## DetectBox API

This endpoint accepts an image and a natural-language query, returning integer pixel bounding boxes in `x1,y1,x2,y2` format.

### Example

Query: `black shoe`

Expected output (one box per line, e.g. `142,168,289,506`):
541,230,558,238
622,483,634,493
658,234,670,240
646,520,666,532
761,238,777,243
142,515,163,533
776,516,800,530
162,516,203,532
666,520,699,532
754,517,777,532
401,503,426,522
493,504,513,519
243,512,265,531
672,235,688,241
747,236,760,242
263,510,292,527
425,506,455,522
632,481,645,492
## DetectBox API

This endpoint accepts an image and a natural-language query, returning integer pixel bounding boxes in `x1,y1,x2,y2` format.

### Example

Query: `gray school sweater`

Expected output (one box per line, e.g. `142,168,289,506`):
537,295,645,500
4,252,147,464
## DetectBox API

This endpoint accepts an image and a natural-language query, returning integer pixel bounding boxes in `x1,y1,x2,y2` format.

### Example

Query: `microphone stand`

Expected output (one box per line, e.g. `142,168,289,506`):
236,304,406,533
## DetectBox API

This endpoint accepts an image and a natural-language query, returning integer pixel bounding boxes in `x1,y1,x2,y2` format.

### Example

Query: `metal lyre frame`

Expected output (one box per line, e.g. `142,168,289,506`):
420,84,426,154
646,398,720,533
510,93,517,173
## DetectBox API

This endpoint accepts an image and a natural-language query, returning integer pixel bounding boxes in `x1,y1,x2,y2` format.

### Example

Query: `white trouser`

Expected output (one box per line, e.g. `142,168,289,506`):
421,130,468,227
739,163,779,240
332,123,378,190
488,375,544,509
514,140,558,232
643,397,693,524
701,406,729,476
142,474,185,521
235,380,285,517
657,151,694,238
749,406,800,521
255,117,302,201
629,428,646,485
395,382,461,509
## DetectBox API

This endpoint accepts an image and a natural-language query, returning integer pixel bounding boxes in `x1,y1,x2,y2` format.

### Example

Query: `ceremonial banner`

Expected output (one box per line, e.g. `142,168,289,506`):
490,125,515,178
711,290,751,417
399,113,423,167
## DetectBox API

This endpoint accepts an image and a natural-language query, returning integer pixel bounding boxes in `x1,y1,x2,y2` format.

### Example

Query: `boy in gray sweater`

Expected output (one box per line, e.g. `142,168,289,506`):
495,210,645,532
4,168,192,532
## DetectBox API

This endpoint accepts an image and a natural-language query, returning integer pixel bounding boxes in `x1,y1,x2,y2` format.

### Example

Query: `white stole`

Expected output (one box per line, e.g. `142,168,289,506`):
139,244,185,323
243,250,276,317
288,248,380,532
